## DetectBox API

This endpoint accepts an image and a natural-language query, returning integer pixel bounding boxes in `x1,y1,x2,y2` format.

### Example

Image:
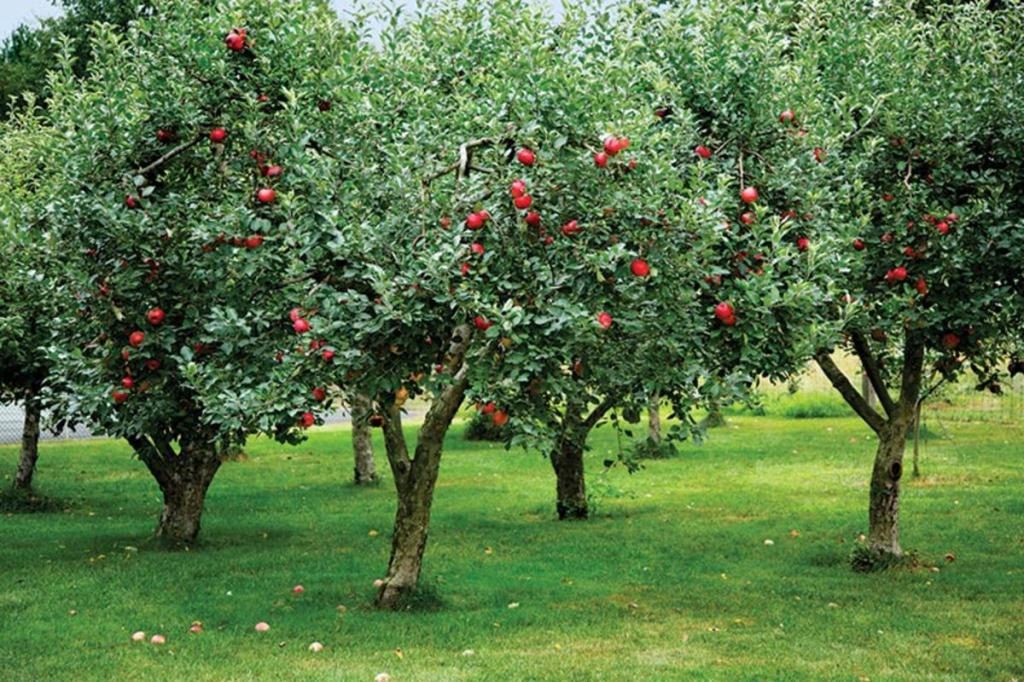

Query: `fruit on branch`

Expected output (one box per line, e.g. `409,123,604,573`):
146,308,165,326
466,212,485,230
740,187,759,204
884,266,908,283
630,258,650,277
561,220,580,237
129,331,145,347
257,188,276,204
509,180,527,198
695,145,712,159
514,195,533,210
517,148,536,166
293,318,311,334
492,410,509,427
112,389,130,404
225,28,247,52
596,312,613,329
853,238,866,251
779,109,796,124
473,315,492,331
714,302,736,327
209,127,228,143
594,152,609,168
740,211,756,226
298,412,315,428
125,195,139,209
796,236,810,252
525,211,541,227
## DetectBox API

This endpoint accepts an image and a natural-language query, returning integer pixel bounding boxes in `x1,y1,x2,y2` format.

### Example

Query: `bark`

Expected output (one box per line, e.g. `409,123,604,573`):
13,387,42,491
912,401,922,479
861,370,877,409
868,420,908,557
376,324,471,609
550,439,587,519
647,395,662,443
351,393,377,484
130,435,222,548
704,399,727,428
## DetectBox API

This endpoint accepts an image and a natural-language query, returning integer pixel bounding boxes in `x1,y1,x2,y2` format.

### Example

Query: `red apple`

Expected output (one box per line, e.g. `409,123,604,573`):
156,128,175,143
129,331,145,347
853,238,866,251
936,221,950,235
293,318,311,334
470,242,485,255
779,109,796,124
321,349,335,363
312,387,327,402
257,188,276,204
292,585,305,595
694,145,712,159
209,127,228,143
942,332,960,349
525,211,541,227
514,195,533,210
796,236,810,252
915,277,928,295
466,212,484,230
630,258,650,277
492,410,509,427
265,165,283,178
298,412,315,428
509,180,527,198
473,315,492,331
603,137,621,156
289,308,303,322
740,187,759,204
740,211,756,226
561,220,580,237
481,401,496,415
125,195,139,209
245,235,263,249
880,232,895,244
121,377,135,389
593,152,609,168
146,308,165,326
460,262,471,276
439,216,452,229
225,29,246,52
112,389,130,404
884,266,908,283
882,193,895,202
516,148,536,166
714,301,735,323
596,312,613,329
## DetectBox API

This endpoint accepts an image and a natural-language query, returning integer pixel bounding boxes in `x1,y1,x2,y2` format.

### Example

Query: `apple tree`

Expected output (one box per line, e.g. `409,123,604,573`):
12,0,374,545
653,0,1024,566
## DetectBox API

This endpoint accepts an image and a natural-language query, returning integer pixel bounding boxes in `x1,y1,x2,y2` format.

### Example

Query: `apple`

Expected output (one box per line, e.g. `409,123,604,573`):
150,634,166,645
121,377,135,389
124,195,139,209
593,152,609,168
779,109,796,124
740,211,756,226
473,315,492,331
293,318,311,334
322,349,335,363
131,631,146,642
946,213,959,223
129,331,145,347
884,266,908,283
596,312,613,329
112,389,130,404
492,410,509,427
509,179,527,197
936,221,950,235
460,262,471,276
146,307,165,326
517,148,536,166
481,402,497,415
603,137,622,156
145,359,161,371
694,145,712,159
289,307,303,322
619,137,631,150
439,216,452,229
714,301,735,323
561,220,581,237
257,188,276,204
309,642,324,653
525,211,541,227
369,414,384,427
630,258,650,277
299,412,315,428
245,235,263,249
880,232,894,244
796,236,810,252
655,106,672,119
312,387,327,402
627,158,638,171
915,277,928,295
853,238,866,251
543,235,554,245
813,147,826,163
264,165,283,178
156,128,174,143
942,332,960,349
255,622,270,633
470,242,485,256
209,127,228,143
514,194,533,210
225,29,246,52
466,212,484,230
293,584,305,594
189,623,204,634
882,193,895,202
740,187,759,204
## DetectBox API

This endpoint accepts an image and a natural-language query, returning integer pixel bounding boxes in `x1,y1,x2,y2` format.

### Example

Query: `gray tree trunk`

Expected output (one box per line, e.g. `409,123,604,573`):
551,440,587,519
647,395,661,443
911,401,922,479
13,387,41,491
868,419,908,556
351,394,377,484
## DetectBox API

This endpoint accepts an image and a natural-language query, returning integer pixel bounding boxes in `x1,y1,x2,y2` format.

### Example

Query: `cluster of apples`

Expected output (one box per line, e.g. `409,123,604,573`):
478,400,509,427
111,308,165,404
593,134,632,168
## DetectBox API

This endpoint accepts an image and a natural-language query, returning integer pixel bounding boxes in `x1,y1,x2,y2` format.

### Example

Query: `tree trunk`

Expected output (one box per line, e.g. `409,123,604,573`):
131,436,222,548
704,399,726,428
551,440,587,519
378,473,435,609
911,401,922,479
351,394,378,484
647,395,661,443
868,421,907,557
861,368,877,408
13,388,42,491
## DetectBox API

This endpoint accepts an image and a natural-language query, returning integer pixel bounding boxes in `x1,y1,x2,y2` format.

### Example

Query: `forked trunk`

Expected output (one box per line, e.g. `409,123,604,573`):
378,475,435,609
551,440,587,520
351,394,378,484
868,421,907,557
13,388,42,491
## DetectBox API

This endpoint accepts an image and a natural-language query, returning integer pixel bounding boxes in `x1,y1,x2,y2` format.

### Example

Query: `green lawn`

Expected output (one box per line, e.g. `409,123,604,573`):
1,415,1022,681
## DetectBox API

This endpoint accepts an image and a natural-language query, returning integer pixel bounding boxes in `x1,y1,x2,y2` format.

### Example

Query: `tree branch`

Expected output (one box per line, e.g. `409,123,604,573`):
583,393,620,431
381,403,412,487
850,331,896,417
815,351,886,433
133,135,203,178
899,333,926,419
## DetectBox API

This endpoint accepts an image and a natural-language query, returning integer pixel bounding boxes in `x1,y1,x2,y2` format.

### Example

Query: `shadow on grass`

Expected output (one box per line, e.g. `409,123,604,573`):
0,488,69,514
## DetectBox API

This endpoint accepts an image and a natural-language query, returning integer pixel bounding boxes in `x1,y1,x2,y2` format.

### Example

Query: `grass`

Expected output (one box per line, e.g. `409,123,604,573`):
1,415,1023,681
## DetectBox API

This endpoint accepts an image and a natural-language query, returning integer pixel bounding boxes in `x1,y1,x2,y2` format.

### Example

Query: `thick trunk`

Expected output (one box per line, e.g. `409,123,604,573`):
378,476,434,609
647,395,661,443
551,440,587,519
351,394,377,484
13,390,41,491
868,422,907,557
861,369,877,409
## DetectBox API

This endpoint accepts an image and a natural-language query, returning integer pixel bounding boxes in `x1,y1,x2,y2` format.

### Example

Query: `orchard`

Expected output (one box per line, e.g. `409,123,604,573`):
0,0,1022,678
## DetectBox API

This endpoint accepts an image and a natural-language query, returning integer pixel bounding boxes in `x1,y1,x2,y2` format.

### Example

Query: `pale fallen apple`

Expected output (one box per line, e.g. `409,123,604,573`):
375,674,392,682
372,579,385,588
255,622,270,633
308,642,324,653
150,634,166,645
189,622,203,634
763,539,774,546
131,631,146,642
293,584,305,594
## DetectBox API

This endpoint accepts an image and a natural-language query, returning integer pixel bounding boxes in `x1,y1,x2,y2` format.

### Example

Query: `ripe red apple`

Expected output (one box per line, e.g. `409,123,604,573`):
714,302,735,324
466,212,484,230
125,195,139,209
264,165,283,178
492,410,509,427
509,180,527,198
257,188,276,204
481,401,497,415
853,238,866,251
292,585,305,595
514,195,533,210
627,158,638,171
146,308,165,326
740,211,756,226
694,145,712,159
796,236,810,252
630,258,650,277
460,262,471,276
946,212,959,223
470,242,485,256
245,235,263,249
145,359,161,371
880,232,895,244
289,308,303,322
293,318,311,334
322,349,335,363
915,277,928,295
209,127,228,143
473,315,492,331
596,312,613,329
299,412,315,428
112,389,130,404
129,331,145,347
779,109,796,124
156,128,175,143
740,187,759,204
312,387,327,402
942,332,960,349
516,148,536,166
882,193,895,202
561,220,581,237
884,266,908,283
593,152,609,168
121,377,135,389
525,211,541,227
603,137,622,156
225,29,246,52
936,221,950,235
